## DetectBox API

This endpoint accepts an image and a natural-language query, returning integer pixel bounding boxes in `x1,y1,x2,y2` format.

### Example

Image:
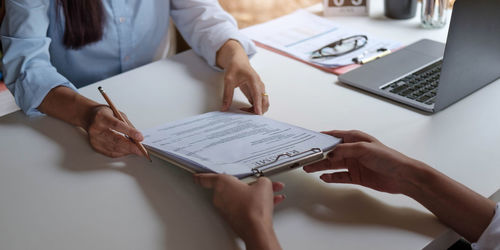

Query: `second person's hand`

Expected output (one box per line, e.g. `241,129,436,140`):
304,130,497,243
194,174,284,250
303,130,429,195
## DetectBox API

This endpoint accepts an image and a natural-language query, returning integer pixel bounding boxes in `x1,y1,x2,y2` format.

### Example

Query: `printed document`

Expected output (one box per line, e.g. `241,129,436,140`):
142,111,340,178
242,10,401,67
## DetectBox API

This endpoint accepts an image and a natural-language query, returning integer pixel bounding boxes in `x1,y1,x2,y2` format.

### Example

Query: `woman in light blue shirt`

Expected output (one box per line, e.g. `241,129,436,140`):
1,0,267,157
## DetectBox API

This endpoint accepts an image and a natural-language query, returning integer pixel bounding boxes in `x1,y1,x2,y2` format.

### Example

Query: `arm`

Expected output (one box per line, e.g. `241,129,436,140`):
194,174,284,250
472,203,500,249
403,162,495,242
38,86,144,158
216,39,268,115
170,0,268,114
1,0,142,158
304,130,496,242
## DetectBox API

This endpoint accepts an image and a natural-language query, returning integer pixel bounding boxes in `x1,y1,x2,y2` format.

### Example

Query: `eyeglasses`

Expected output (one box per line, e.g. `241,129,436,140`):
311,35,368,59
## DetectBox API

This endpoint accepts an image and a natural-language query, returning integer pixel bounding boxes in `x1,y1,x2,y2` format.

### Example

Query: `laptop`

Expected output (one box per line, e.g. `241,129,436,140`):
338,0,500,113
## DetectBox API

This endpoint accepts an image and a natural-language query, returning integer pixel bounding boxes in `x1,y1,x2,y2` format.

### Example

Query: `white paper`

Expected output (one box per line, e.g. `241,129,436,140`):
0,84,20,117
242,10,401,67
142,111,340,177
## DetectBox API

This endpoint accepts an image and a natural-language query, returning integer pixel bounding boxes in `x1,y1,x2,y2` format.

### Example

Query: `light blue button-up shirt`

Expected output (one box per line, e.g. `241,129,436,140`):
1,0,256,116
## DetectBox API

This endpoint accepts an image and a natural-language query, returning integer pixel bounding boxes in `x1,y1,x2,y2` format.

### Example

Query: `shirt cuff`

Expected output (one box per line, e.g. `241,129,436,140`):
471,202,500,250
205,30,257,72
8,66,78,117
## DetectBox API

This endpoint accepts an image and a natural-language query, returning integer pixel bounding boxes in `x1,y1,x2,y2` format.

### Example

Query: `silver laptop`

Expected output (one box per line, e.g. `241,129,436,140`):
338,0,500,113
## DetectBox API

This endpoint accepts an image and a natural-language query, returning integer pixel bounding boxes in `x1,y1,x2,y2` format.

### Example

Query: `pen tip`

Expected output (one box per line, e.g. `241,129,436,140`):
98,86,102,91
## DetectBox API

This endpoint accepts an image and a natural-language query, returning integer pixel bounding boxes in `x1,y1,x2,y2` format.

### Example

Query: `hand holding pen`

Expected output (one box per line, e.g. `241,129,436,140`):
95,86,151,161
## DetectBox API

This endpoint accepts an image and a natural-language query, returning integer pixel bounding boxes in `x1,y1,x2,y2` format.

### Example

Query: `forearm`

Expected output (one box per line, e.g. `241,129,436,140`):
243,221,282,250
403,162,496,242
38,86,100,130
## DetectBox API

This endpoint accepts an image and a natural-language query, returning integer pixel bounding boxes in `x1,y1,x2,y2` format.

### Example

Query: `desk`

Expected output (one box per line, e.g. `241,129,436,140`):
1,4,500,250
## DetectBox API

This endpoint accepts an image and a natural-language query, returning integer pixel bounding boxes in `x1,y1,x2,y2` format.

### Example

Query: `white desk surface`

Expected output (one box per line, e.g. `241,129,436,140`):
1,3,500,250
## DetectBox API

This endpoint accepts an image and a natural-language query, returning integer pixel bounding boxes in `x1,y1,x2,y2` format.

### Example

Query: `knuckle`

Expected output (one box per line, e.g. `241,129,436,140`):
224,75,235,83
110,119,120,129
356,142,370,151
94,108,104,118
257,79,265,87
351,130,363,136
94,106,108,119
258,177,272,186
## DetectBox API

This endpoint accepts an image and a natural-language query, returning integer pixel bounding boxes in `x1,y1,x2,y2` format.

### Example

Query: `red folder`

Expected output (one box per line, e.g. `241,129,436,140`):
254,41,361,75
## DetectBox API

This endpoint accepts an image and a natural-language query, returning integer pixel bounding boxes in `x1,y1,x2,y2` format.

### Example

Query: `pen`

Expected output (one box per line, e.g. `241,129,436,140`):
98,86,152,162
352,48,392,64
359,49,391,64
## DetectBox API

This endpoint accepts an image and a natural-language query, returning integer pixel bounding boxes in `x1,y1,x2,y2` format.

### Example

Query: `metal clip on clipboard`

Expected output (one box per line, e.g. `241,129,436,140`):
250,148,325,177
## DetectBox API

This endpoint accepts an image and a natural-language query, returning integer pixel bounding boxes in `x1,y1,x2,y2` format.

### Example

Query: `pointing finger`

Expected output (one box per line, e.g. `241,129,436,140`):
320,172,353,184
222,79,236,112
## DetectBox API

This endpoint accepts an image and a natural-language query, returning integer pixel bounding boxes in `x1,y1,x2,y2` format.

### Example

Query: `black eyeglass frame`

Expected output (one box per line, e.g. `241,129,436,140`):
311,35,368,59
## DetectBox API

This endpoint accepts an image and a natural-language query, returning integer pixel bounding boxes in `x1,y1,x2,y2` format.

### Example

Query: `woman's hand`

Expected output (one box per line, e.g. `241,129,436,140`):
194,174,284,250
38,86,144,158
217,40,269,115
86,106,144,158
303,130,426,195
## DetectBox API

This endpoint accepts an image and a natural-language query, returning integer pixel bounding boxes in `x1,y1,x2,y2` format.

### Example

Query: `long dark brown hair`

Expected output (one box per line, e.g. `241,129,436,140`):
57,0,106,49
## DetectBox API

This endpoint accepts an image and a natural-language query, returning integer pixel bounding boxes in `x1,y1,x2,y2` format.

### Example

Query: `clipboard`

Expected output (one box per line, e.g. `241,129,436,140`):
146,146,332,183
141,111,341,183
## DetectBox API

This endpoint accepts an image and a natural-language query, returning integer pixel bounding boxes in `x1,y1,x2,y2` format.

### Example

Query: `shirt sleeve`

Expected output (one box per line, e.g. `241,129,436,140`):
472,202,500,250
169,0,257,71
1,0,77,117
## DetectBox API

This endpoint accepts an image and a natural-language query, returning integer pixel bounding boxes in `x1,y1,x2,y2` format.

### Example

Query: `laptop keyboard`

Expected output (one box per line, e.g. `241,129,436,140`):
381,60,442,105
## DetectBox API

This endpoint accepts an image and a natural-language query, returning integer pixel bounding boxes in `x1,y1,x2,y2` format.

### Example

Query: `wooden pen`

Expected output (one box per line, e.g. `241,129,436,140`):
98,86,152,162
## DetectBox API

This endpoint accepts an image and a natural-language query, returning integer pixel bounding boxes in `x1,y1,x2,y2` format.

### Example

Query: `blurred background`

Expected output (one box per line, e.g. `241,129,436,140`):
175,0,321,53
219,0,321,28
